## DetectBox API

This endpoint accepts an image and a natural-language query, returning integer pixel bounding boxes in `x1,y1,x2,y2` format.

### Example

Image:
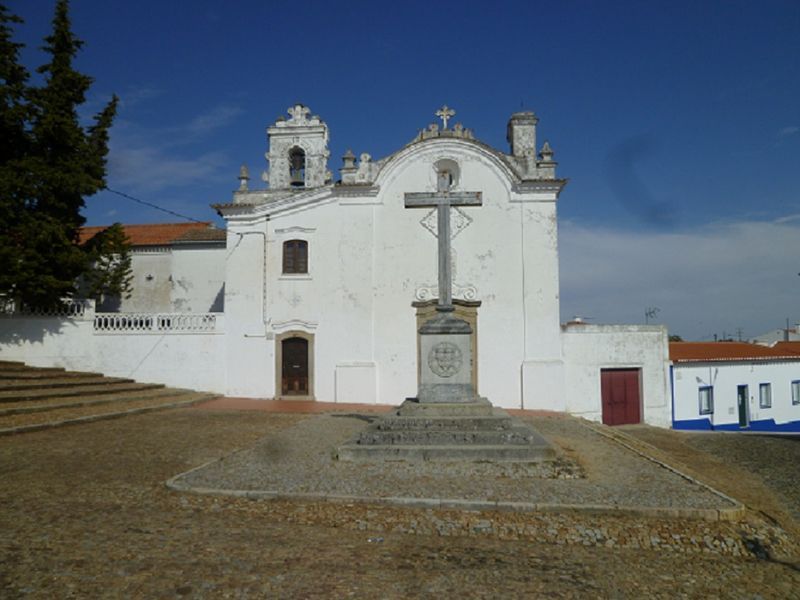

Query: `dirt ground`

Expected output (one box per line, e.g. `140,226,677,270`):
1,408,799,598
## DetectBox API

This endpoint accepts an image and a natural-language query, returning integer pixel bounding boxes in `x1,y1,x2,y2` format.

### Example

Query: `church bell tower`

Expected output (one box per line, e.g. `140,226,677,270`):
264,104,331,190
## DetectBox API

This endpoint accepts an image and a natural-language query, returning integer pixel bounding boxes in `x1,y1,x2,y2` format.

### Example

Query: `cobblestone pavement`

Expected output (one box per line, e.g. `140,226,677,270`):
1,408,799,598
623,426,800,537
178,414,734,511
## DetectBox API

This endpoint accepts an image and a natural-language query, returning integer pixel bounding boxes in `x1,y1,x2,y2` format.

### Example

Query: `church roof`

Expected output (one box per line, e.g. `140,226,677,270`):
669,342,800,363
79,222,222,247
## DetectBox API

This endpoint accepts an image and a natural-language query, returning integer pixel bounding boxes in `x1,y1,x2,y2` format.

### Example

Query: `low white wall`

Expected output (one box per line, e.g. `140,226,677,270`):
0,308,226,395
673,360,800,431
561,324,671,427
93,328,226,393
0,316,94,371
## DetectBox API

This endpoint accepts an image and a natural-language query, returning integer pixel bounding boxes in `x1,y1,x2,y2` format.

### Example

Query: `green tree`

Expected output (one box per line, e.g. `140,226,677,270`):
0,4,32,306
80,223,132,310
0,0,117,309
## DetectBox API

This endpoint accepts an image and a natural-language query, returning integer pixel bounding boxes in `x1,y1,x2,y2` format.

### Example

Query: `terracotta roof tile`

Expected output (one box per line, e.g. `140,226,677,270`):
79,222,220,247
172,227,227,243
670,342,800,362
772,341,800,355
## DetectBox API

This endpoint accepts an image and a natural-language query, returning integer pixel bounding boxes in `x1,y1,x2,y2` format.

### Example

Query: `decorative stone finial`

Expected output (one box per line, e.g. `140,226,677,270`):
342,149,356,170
436,105,456,129
539,141,555,161
238,164,250,191
287,103,311,123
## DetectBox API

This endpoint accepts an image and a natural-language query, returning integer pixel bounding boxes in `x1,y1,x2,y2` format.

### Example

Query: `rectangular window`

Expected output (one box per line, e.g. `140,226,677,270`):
759,383,772,408
698,386,713,415
792,380,800,405
282,240,308,274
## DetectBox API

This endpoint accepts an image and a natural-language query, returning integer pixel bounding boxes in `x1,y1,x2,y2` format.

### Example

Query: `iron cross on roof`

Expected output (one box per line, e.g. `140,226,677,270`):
405,171,482,311
435,105,455,129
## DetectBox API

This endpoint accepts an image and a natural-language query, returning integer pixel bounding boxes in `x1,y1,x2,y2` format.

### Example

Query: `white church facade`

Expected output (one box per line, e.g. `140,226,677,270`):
215,105,671,426
0,104,671,427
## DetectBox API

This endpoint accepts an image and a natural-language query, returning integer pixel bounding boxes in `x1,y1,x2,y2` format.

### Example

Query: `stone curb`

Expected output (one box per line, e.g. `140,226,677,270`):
165,419,742,522
0,394,217,437
580,421,746,521
165,474,734,521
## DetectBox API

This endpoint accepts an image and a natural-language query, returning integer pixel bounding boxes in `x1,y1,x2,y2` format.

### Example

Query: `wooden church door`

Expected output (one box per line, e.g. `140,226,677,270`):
281,337,309,395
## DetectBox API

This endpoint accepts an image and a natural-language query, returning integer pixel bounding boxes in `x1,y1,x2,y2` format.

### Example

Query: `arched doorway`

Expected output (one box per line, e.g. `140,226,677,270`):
275,332,314,399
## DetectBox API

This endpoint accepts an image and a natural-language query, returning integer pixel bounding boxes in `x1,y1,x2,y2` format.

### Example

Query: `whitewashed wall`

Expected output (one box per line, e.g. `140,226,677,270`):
0,315,94,371
562,324,671,427
672,360,800,431
170,245,226,312
0,308,226,394
223,139,567,409
121,249,172,312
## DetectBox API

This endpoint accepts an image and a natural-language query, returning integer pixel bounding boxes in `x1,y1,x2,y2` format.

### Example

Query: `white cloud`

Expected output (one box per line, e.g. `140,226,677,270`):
559,219,800,340
777,125,799,138
108,145,229,193
185,105,243,136
104,103,242,193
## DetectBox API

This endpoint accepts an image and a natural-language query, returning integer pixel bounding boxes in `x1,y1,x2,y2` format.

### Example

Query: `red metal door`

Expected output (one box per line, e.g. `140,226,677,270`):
601,369,641,426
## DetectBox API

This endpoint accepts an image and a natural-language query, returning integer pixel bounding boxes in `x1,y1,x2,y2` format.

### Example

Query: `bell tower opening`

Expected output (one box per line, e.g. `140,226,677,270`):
289,147,306,188
264,104,330,190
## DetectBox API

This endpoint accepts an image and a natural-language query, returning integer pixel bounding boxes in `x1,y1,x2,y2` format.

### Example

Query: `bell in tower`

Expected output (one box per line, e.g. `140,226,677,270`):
265,104,330,190
289,147,306,187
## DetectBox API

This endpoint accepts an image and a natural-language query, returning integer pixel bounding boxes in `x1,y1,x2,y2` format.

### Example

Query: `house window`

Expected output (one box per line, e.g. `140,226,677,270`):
759,383,772,408
792,380,800,405
698,386,713,415
282,240,308,274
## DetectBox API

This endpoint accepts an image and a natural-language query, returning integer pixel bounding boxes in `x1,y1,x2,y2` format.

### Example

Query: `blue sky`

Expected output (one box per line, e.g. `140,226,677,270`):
7,0,800,340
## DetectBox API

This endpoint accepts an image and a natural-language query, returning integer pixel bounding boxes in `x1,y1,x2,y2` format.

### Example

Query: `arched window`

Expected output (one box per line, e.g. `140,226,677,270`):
289,147,306,187
283,239,308,274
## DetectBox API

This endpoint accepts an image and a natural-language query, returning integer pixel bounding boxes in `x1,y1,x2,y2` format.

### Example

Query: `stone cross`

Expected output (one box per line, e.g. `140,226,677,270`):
405,171,482,310
435,105,455,129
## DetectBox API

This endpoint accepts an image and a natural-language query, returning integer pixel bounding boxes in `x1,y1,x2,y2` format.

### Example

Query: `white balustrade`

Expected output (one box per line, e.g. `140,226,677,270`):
1,299,93,318
93,312,219,333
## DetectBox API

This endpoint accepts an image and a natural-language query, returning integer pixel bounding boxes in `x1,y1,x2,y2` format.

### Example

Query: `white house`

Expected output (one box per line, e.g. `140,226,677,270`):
79,222,226,313
670,342,800,432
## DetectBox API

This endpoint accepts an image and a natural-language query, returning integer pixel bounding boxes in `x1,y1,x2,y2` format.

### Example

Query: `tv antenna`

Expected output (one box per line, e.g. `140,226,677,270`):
644,306,660,324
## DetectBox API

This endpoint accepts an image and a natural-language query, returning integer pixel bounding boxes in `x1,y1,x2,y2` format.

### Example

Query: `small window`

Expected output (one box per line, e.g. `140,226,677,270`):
792,380,800,405
698,386,713,415
282,240,308,274
759,383,772,408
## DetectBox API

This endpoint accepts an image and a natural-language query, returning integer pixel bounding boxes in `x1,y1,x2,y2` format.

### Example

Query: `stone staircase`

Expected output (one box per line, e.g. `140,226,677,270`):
0,360,217,435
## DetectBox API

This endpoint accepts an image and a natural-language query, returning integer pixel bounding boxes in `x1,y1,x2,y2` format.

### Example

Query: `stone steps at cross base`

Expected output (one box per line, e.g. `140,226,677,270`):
375,415,515,431
0,387,193,416
356,425,540,446
337,399,557,463
337,443,556,462
0,376,133,391
0,381,164,403
0,391,216,434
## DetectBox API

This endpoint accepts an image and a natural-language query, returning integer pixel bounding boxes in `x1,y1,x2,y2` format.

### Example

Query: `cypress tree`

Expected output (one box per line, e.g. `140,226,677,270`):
0,0,118,309
0,4,31,307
